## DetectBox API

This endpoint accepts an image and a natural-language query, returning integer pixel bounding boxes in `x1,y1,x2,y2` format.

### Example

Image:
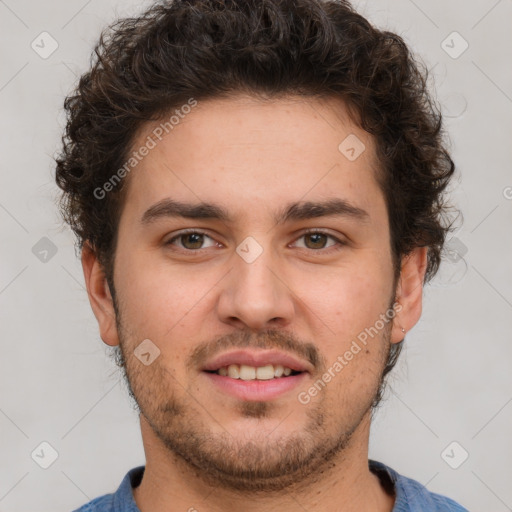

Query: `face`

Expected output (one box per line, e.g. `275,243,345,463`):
85,94,422,492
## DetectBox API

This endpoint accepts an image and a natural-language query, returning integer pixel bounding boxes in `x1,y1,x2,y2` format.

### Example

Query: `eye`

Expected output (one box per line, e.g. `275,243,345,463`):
164,228,346,254
165,229,219,251
292,229,346,252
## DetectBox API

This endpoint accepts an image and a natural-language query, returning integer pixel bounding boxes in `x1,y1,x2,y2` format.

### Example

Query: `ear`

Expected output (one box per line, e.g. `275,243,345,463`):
81,242,120,347
391,246,428,344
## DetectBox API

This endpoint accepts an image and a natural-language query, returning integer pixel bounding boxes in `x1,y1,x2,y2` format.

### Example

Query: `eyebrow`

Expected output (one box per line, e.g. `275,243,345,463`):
140,197,370,225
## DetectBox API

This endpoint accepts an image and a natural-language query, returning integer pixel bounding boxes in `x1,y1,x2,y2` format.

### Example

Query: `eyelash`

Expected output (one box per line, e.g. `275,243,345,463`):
165,228,347,255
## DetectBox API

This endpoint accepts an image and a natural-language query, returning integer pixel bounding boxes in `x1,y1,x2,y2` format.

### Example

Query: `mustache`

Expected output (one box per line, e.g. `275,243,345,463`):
187,329,325,372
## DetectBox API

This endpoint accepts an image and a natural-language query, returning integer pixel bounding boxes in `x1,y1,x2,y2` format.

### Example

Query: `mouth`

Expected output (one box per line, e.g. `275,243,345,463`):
201,350,311,401
205,363,301,380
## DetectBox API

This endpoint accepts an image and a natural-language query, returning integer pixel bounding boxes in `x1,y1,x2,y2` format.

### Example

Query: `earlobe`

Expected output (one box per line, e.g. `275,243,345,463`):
81,242,120,347
391,247,428,344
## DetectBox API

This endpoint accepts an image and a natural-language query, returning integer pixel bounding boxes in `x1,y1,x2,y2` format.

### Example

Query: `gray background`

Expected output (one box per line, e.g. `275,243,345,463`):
1,0,511,510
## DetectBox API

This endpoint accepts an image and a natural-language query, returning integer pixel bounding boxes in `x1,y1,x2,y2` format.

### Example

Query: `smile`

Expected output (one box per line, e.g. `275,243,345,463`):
208,363,299,380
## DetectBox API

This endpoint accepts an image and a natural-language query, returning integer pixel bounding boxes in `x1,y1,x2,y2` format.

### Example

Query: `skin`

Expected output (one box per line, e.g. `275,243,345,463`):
82,94,427,512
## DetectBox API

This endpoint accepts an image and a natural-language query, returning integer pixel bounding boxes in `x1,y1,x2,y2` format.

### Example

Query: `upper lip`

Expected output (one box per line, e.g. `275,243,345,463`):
202,349,313,373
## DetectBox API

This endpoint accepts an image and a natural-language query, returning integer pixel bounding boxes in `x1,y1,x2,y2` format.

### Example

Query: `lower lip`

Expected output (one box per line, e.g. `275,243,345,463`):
202,371,308,401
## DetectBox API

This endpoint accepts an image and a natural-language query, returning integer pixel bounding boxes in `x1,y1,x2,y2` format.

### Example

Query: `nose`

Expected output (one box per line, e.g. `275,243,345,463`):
216,242,295,331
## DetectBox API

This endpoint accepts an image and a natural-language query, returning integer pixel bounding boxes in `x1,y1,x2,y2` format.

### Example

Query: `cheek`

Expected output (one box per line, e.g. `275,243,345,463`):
305,260,392,325
115,255,194,337
115,255,223,370
297,266,393,379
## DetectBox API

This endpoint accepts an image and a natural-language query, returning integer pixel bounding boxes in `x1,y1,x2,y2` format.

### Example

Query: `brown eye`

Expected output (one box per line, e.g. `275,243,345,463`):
293,230,343,252
166,230,217,251
180,233,205,250
304,232,330,249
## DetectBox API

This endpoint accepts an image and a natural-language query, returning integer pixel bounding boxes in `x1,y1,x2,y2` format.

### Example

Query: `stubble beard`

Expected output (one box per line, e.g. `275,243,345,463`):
111,299,392,493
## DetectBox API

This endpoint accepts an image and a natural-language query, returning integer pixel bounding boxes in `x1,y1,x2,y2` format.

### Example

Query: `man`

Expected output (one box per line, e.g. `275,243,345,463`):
55,0,468,510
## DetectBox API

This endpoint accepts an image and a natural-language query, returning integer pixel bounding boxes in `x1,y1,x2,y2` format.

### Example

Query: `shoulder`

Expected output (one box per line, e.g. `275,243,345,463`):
369,460,469,511
71,466,145,512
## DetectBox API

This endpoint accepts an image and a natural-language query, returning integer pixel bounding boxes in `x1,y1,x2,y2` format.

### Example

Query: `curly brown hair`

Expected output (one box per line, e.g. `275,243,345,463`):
55,0,455,387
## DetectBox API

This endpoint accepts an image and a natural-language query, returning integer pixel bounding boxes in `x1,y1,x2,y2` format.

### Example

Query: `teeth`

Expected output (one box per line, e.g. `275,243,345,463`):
227,364,240,379
239,365,256,380
256,365,275,380
216,364,296,380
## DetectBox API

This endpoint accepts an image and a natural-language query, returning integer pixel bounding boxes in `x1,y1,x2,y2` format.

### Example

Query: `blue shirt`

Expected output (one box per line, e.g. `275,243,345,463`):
72,460,469,511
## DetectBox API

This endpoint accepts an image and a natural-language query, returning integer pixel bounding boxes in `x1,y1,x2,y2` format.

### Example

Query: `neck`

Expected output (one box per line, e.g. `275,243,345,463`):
132,413,394,512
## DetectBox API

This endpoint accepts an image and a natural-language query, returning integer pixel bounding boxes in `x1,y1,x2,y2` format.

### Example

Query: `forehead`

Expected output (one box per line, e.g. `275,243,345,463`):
119,94,384,225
